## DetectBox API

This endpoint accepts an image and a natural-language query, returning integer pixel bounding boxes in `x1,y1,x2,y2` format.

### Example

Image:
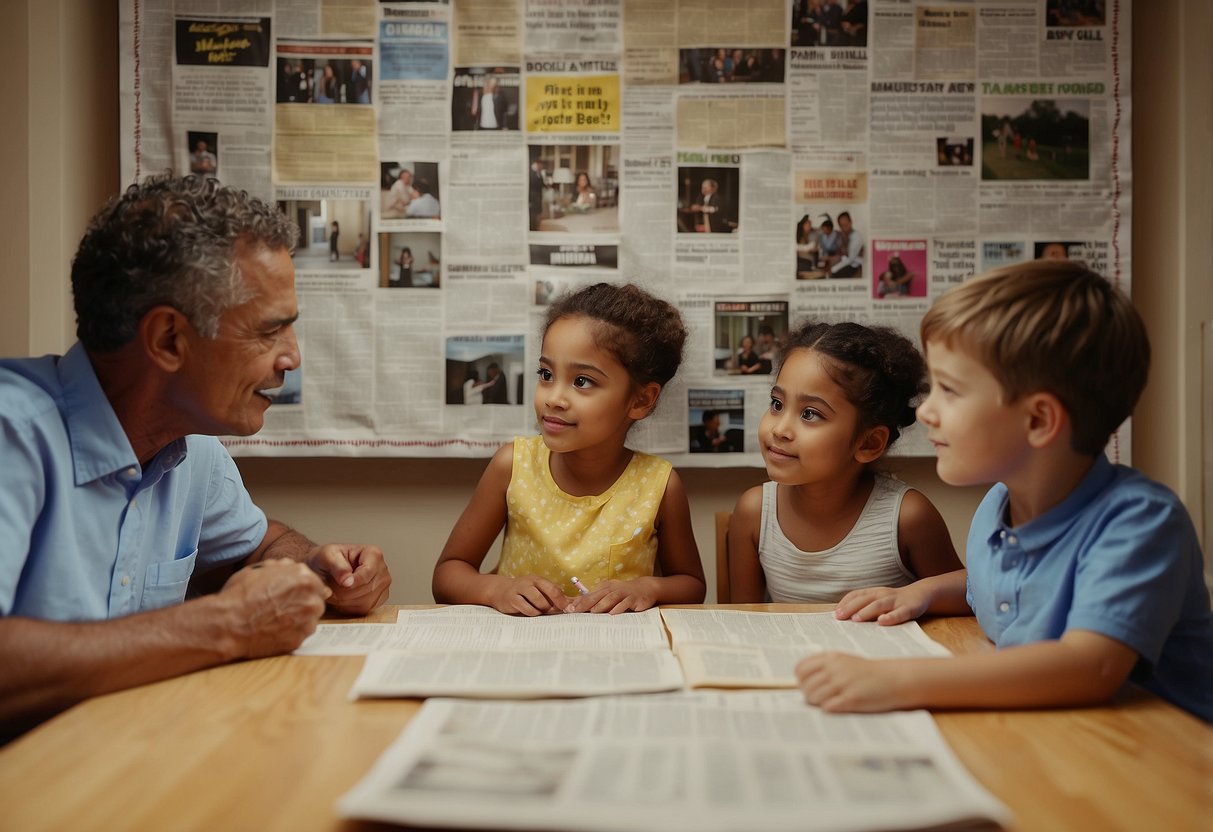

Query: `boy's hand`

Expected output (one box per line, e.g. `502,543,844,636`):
834,585,932,625
795,652,912,712
564,579,656,615
487,576,568,616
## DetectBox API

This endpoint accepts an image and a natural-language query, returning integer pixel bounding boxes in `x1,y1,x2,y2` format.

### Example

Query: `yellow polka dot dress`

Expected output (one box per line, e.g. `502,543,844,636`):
498,435,672,597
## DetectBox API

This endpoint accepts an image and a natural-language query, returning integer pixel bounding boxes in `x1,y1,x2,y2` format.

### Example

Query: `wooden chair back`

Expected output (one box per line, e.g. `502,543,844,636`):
714,511,732,604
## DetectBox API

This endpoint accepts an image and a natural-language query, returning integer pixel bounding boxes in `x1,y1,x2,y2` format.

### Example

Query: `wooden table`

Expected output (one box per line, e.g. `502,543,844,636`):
1,605,1209,831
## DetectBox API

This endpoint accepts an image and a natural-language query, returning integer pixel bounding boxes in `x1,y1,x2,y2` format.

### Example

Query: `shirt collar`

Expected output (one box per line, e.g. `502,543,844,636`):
58,343,188,486
986,454,1116,551
141,438,189,488
60,343,141,485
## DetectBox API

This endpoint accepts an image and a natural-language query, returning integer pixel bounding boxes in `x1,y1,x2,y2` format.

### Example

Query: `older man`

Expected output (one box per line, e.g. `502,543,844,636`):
690,178,732,232
0,174,391,738
830,211,864,278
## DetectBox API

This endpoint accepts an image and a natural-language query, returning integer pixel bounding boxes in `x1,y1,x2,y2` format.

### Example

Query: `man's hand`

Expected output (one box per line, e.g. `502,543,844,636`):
253,522,393,616
218,559,330,658
306,544,392,615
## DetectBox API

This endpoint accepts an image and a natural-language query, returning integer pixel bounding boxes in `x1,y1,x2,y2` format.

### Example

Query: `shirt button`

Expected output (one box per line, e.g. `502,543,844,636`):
121,576,130,586
1010,559,1020,567
126,467,137,477
998,601,1010,613
130,500,138,509
1007,535,1019,546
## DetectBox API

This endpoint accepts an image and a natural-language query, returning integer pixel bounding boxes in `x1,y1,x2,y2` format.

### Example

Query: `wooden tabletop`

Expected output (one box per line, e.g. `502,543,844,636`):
0,604,1209,832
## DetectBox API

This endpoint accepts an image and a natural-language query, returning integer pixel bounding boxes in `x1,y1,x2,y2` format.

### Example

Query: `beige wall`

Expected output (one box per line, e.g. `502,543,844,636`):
2,0,1209,604
0,1,120,357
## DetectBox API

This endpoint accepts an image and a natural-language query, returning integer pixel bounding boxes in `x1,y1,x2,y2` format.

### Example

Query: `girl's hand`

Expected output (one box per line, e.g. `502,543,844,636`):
486,575,568,616
563,578,657,615
834,584,932,625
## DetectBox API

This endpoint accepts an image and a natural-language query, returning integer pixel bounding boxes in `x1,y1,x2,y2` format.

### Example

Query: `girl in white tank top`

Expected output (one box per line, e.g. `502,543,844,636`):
728,321,962,604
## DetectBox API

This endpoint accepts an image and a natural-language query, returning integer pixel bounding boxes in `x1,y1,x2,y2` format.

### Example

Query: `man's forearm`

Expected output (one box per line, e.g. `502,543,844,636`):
1,552,335,736
248,519,314,564
0,596,242,735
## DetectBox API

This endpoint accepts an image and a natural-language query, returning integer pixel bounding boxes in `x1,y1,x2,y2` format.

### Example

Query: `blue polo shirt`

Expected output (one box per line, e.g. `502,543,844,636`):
0,343,267,621
966,454,1213,722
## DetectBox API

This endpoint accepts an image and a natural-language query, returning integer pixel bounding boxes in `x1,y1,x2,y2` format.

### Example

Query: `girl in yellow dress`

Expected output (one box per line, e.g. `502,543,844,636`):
433,283,706,614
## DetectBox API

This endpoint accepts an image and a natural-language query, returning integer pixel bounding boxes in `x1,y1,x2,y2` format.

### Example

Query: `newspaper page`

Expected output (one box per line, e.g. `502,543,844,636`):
293,606,680,698
348,648,685,698
394,605,671,648
296,604,670,653
660,609,951,688
119,0,1133,464
337,692,1011,832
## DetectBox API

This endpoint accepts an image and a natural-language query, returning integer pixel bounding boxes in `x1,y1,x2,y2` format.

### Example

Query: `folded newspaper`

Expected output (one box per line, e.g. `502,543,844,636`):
337,691,1011,832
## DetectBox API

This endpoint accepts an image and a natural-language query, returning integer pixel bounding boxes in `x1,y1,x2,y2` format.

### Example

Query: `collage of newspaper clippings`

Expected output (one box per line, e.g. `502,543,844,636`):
119,0,1132,465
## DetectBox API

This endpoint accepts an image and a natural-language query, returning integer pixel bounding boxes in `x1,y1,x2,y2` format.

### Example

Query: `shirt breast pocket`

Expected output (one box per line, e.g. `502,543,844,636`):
140,549,199,611
608,530,655,581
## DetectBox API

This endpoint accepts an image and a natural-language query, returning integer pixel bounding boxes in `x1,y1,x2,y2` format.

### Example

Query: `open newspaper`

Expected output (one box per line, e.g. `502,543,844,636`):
337,691,1011,832
297,606,954,695
660,609,951,689
295,606,684,698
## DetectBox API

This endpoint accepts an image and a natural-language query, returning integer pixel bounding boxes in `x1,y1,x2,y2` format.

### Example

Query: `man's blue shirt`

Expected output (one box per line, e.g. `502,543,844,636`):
966,454,1213,721
0,344,267,620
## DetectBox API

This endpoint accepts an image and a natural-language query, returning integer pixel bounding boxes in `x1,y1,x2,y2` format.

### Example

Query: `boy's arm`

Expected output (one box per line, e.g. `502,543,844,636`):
795,629,1139,713
727,486,767,603
834,568,971,624
897,489,964,580
432,444,566,615
565,470,707,613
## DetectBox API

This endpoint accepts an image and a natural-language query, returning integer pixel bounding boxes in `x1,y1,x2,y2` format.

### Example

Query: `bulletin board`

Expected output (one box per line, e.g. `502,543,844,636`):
119,0,1133,465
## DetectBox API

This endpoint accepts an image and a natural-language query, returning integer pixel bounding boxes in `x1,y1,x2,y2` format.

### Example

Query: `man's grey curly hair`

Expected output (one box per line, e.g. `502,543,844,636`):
71,173,299,352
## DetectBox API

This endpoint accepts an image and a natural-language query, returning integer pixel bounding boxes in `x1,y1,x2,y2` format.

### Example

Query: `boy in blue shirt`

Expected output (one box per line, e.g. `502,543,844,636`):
796,260,1212,721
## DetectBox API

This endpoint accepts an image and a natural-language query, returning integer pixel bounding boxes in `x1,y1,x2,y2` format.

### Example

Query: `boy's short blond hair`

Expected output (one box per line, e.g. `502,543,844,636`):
920,259,1149,455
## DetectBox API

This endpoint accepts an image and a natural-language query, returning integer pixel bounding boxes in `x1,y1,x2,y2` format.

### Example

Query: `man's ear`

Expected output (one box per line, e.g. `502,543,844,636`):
628,382,663,421
138,306,191,373
854,424,890,464
1023,391,1069,449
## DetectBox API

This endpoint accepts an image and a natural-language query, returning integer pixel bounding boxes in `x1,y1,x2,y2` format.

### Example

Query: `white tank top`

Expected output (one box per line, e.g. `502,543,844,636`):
758,474,916,603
